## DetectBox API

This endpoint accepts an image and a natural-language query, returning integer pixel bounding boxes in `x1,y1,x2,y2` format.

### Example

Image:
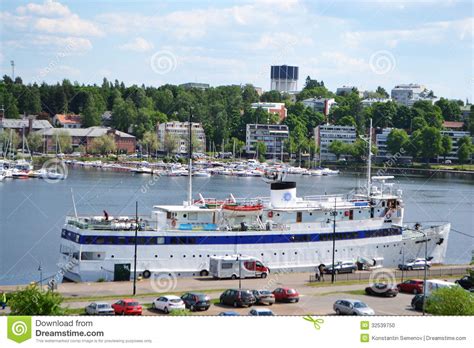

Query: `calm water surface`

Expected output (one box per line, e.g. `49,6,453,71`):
0,168,473,285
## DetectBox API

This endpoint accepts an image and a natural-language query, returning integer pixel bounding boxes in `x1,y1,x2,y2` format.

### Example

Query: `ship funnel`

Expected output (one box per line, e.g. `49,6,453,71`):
270,181,297,208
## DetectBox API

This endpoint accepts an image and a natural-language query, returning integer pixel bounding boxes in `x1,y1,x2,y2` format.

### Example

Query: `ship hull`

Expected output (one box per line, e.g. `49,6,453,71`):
59,223,450,282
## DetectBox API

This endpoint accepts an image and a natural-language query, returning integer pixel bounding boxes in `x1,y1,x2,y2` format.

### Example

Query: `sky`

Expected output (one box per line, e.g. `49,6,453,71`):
0,0,473,100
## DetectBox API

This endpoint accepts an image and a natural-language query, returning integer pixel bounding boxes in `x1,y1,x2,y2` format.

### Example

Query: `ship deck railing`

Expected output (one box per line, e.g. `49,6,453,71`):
66,216,157,231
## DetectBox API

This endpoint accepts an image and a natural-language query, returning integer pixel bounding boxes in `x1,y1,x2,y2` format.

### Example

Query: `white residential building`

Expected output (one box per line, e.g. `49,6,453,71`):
361,98,392,108
157,121,206,154
336,86,364,97
314,124,356,161
245,124,289,158
251,102,287,122
302,98,336,116
438,130,472,162
391,84,435,106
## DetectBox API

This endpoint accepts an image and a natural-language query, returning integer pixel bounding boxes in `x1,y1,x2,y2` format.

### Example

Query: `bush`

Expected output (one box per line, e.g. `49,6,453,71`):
168,309,191,316
8,285,65,316
426,286,474,315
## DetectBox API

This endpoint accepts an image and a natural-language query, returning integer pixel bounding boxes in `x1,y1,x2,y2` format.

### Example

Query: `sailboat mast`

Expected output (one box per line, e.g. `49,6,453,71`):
367,118,373,197
187,110,193,205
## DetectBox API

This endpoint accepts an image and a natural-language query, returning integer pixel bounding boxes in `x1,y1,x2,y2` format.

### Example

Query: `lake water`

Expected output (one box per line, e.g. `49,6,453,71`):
0,168,473,285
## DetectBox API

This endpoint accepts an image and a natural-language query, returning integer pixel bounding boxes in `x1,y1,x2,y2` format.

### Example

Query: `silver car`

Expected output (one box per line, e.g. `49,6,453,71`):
252,290,276,305
333,299,375,316
85,302,114,315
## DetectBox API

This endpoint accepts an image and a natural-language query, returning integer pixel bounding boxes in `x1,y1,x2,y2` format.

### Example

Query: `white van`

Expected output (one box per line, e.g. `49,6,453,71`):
424,279,458,296
209,255,269,279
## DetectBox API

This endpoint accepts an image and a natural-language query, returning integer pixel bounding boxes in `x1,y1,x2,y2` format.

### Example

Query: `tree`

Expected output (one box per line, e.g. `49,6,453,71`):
350,138,368,162
420,126,442,162
81,93,101,127
260,90,282,102
256,141,266,162
386,129,409,155
371,101,397,128
27,132,44,153
435,98,462,121
411,116,428,132
457,136,472,164
163,133,179,156
425,286,474,315
328,140,349,160
140,131,159,156
225,137,245,157
375,86,389,98
440,135,452,162
57,130,72,153
336,115,356,127
0,130,20,154
393,105,412,129
8,284,65,315
89,134,116,155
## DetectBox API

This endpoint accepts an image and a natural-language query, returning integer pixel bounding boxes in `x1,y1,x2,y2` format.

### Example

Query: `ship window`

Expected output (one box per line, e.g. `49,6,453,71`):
84,236,94,244
111,255,114,258
137,237,147,244
188,213,198,220
148,237,157,245
183,214,187,218
106,237,115,244
96,237,105,244
128,237,136,245
118,237,126,245
157,237,165,244
155,255,158,258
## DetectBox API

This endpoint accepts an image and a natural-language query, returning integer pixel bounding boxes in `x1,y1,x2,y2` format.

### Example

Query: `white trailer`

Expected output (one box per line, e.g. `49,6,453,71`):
209,255,269,279
424,279,458,296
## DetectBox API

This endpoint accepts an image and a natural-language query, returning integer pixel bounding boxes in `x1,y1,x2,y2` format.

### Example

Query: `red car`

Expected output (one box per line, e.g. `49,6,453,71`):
397,279,424,294
273,288,299,303
112,299,142,315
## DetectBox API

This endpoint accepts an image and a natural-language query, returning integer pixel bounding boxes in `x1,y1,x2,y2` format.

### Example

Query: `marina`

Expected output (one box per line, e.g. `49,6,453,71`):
0,166,471,286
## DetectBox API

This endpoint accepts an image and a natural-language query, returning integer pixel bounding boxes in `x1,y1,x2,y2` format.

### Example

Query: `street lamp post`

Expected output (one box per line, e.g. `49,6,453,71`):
237,255,242,289
330,197,337,283
420,230,428,316
132,201,138,296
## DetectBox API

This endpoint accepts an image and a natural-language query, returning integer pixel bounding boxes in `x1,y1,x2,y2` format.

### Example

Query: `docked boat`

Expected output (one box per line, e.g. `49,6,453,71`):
57,122,451,282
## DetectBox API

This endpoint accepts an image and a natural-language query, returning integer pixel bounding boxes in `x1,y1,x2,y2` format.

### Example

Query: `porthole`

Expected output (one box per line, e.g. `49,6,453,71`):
274,253,277,256
295,252,298,255
170,255,173,258
282,252,285,255
193,255,196,258
183,214,187,218
183,255,186,258
111,255,114,258
261,253,264,256
199,255,202,258
154,255,158,258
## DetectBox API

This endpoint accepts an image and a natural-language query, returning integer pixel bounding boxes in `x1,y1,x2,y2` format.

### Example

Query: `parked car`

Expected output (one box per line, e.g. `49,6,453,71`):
455,276,474,291
219,289,255,308
333,299,375,316
85,302,114,315
180,292,211,311
152,295,186,314
324,261,357,274
218,311,240,316
411,294,426,311
251,290,275,305
397,279,424,294
398,258,431,270
111,299,142,315
249,308,274,316
273,288,299,303
365,283,399,297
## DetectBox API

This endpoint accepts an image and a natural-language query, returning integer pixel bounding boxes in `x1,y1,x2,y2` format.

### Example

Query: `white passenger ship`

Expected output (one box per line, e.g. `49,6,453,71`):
58,176,450,282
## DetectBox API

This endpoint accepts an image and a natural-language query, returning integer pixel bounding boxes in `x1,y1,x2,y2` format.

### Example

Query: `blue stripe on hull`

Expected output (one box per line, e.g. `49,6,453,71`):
61,227,402,246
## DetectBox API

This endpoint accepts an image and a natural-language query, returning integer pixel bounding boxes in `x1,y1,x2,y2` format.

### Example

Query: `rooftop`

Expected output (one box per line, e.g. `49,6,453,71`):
35,126,135,138
0,118,53,129
443,121,464,129
54,114,82,125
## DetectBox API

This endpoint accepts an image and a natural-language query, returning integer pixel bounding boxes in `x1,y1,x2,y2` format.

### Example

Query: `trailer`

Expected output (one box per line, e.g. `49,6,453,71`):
209,255,269,279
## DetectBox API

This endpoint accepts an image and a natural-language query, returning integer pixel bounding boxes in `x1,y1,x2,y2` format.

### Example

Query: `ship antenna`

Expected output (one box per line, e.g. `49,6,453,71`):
187,107,193,206
71,188,78,218
367,118,373,197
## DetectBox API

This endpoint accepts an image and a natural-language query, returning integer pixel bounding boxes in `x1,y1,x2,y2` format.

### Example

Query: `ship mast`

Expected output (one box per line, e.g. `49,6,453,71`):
187,108,193,205
367,118,373,197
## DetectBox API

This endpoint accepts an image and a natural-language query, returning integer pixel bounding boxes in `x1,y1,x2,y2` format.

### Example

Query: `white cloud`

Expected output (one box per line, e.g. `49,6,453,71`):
342,17,473,48
119,37,154,52
35,14,103,36
17,0,70,17
33,35,93,52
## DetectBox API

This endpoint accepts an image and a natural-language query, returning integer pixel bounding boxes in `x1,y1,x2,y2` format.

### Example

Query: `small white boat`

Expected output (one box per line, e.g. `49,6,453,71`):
193,171,211,178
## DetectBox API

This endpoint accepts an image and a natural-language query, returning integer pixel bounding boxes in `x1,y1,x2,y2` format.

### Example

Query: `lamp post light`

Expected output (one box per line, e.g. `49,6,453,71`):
419,230,428,316
38,263,43,290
